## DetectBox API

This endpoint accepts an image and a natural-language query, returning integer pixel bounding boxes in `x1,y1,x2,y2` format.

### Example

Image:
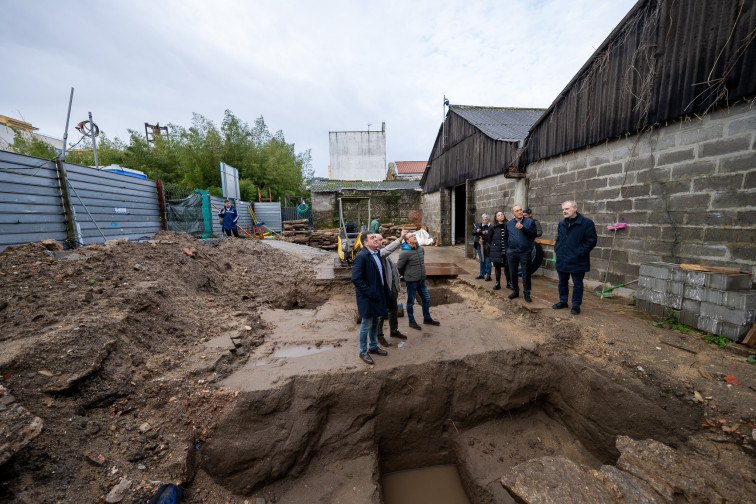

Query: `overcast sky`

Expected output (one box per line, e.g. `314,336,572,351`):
1,0,637,178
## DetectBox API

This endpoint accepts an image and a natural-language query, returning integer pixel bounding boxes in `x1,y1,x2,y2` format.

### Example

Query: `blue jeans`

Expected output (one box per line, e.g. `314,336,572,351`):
359,316,380,354
479,254,492,276
405,280,431,323
558,271,585,307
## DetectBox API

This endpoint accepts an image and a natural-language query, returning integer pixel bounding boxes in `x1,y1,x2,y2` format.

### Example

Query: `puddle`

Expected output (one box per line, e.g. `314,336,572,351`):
273,345,334,358
383,464,470,504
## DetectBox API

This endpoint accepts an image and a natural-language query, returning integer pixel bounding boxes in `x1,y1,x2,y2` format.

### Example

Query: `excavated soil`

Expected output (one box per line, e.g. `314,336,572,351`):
0,234,755,503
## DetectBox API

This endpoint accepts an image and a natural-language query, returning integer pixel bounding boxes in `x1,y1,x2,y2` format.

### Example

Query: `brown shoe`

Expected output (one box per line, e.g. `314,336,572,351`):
390,330,407,340
359,352,375,365
368,347,388,356
409,320,421,330
423,318,440,326
377,335,392,347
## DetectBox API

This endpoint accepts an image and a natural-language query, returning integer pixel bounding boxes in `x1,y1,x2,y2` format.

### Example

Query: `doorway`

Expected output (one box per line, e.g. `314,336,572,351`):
453,184,466,245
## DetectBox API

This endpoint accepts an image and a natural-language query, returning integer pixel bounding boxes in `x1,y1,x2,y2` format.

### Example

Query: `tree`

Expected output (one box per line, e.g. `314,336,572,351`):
8,128,58,159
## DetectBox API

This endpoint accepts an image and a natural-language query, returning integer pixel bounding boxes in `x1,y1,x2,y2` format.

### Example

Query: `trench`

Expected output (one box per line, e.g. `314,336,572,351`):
199,278,701,503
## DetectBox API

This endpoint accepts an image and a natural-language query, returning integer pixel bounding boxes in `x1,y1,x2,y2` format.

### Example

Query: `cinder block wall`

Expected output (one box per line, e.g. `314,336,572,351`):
526,100,756,285
422,191,441,238
471,174,520,220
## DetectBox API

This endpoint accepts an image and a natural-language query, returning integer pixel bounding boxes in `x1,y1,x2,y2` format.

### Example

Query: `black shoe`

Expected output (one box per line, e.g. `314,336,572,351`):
390,331,407,340
552,302,569,310
485,275,492,281
424,318,440,326
369,347,388,356
493,282,501,291
570,307,581,315
409,320,422,330
506,283,513,290
359,353,375,365
475,275,485,280
377,335,392,347
508,292,519,300
524,294,532,303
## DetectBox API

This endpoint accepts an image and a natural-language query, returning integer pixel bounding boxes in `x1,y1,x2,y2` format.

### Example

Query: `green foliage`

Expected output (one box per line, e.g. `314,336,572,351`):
746,355,755,364
652,306,694,332
703,333,730,349
58,110,311,200
9,128,58,159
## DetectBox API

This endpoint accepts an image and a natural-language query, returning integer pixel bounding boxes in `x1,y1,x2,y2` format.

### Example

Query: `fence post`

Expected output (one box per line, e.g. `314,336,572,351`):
55,159,82,246
156,180,167,231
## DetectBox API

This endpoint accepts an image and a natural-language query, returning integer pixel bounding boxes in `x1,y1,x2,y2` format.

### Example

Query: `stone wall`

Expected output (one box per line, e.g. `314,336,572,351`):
311,189,422,230
525,100,756,285
422,191,441,239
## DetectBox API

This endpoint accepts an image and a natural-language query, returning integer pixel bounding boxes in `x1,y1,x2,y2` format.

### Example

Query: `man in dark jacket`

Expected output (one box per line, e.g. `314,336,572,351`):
218,200,240,238
553,200,598,315
396,232,440,330
503,205,538,302
351,232,392,364
472,214,493,280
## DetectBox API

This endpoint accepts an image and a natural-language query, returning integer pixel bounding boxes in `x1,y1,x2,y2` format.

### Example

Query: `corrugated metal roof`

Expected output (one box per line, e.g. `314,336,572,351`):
450,106,545,141
521,0,756,165
395,161,426,174
310,178,421,193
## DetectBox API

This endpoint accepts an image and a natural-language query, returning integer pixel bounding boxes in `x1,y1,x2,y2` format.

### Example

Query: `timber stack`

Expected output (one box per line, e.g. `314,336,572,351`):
309,230,339,250
379,223,418,242
282,219,310,244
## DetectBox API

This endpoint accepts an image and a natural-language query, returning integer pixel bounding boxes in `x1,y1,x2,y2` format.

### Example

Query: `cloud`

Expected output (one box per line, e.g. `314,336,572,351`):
0,0,636,177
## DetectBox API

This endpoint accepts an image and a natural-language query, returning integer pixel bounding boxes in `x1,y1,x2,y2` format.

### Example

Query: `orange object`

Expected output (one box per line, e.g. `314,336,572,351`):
182,248,193,256
723,375,741,385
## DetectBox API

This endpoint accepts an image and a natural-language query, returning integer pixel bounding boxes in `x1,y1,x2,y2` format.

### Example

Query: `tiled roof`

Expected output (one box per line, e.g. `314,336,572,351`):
310,178,421,193
395,161,427,174
450,106,545,142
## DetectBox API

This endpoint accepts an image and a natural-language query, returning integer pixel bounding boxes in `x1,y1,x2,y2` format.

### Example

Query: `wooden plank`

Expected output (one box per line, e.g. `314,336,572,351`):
424,262,468,277
741,323,756,348
535,238,555,246
680,264,745,274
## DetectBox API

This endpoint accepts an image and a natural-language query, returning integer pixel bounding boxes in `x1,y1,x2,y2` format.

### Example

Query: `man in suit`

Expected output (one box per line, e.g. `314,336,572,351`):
351,232,393,365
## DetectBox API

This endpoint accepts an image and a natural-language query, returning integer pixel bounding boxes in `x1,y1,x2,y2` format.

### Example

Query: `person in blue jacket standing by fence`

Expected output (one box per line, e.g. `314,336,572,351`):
219,200,240,238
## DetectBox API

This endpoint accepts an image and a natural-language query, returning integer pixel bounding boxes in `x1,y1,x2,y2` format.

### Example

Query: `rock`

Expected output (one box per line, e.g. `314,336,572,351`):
134,263,145,271
105,477,132,503
139,422,151,433
83,452,106,467
0,404,44,466
105,238,129,247
44,339,116,393
501,456,618,503
165,441,197,484
39,239,63,251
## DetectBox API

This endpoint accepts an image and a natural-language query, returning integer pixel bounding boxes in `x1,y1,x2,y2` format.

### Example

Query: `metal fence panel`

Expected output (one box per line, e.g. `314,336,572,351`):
210,196,254,237
0,150,67,251
281,206,312,227
254,202,282,232
64,162,162,244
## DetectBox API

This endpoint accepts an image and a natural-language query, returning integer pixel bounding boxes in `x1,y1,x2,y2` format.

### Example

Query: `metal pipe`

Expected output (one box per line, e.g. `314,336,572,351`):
61,88,74,159
89,111,100,169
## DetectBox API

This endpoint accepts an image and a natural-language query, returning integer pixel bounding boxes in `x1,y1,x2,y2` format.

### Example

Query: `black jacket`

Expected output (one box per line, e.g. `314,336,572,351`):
488,222,507,264
472,222,493,256
554,213,598,273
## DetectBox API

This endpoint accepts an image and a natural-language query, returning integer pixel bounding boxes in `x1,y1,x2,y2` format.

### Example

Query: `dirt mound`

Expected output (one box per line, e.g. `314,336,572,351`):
0,234,318,503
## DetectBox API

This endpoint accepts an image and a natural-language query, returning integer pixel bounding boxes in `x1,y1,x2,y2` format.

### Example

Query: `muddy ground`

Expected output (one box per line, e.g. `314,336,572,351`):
0,234,754,503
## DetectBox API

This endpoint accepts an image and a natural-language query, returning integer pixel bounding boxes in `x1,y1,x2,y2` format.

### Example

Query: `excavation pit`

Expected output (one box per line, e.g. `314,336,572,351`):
199,270,755,503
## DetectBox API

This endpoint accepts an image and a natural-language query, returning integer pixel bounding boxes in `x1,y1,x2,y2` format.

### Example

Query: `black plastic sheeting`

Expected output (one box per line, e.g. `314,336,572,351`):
166,192,207,236
520,0,756,166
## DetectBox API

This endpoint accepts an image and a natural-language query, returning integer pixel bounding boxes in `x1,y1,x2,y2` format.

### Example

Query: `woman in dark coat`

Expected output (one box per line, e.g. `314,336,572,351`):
488,211,512,291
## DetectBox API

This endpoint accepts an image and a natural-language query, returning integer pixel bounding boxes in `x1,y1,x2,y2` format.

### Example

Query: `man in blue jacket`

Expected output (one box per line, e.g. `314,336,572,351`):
553,200,598,315
218,200,240,238
352,232,392,365
503,205,538,302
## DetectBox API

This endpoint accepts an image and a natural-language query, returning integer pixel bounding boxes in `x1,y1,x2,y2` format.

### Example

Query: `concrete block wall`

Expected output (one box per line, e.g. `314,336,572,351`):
421,191,441,241
636,262,756,341
471,173,519,219
526,100,756,285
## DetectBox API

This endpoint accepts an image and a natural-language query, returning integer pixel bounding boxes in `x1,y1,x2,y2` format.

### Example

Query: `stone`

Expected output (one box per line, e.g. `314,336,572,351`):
83,452,106,467
139,422,151,433
105,477,132,503
0,404,44,466
39,239,64,251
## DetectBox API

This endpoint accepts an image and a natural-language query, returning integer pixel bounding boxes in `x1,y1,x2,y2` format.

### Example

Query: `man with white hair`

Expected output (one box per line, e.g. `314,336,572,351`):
472,213,493,281
553,200,597,315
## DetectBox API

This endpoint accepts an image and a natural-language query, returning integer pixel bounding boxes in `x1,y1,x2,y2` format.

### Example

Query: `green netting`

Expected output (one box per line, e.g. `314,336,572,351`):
198,190,212,238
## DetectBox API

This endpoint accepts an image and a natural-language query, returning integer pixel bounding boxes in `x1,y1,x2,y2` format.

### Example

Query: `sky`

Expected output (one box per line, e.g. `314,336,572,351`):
1,0,637,178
